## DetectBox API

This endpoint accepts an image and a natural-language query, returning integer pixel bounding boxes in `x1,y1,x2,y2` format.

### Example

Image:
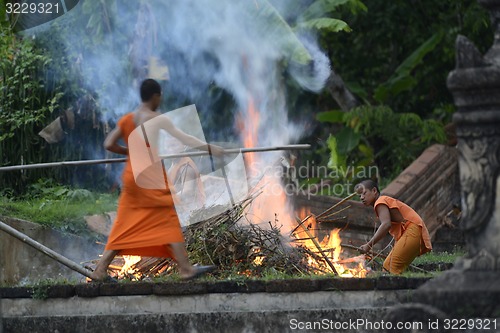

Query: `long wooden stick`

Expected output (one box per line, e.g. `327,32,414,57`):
295,217,339,275
316,192,357,219
0,158,127,172
159,144,311,159
0,144,311,172
316,205,351,221
0,220,94,279
289,214,313,235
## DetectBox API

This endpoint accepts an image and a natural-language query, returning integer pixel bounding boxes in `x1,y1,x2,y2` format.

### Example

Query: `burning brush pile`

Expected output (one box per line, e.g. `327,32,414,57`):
88,191,369,281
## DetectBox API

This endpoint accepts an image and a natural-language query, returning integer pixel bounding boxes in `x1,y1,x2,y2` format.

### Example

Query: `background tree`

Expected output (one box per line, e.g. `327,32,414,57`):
290,0,492,190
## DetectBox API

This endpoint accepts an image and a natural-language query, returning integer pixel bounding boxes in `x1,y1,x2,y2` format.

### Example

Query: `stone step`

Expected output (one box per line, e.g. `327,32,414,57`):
1,277,431,333
431,226,465,253
3,308,393,333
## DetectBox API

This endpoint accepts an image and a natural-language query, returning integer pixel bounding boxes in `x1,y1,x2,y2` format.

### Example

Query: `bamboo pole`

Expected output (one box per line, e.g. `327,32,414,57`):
289,214,313,235
0,158,127,172
159,144,311,159
0,220,94,279
316,205,351,221
0,144,311,172
294,217,339,275
316,192,357,219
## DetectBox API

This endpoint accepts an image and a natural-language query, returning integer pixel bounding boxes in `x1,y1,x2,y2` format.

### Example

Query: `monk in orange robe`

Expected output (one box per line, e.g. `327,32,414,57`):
356,180,432,274
90,79,223,281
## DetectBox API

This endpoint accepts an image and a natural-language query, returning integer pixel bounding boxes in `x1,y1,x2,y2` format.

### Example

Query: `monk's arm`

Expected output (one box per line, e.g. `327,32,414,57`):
162,117,224,156
360,204,392,252
104,127,128,155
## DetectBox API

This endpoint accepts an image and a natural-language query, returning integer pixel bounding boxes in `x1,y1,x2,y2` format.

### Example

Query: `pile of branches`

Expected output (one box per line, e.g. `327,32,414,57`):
100,193,313,280
184,194,311,277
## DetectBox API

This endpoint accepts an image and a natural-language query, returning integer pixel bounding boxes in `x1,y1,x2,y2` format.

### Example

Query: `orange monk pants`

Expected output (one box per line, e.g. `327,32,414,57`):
383,223,423,274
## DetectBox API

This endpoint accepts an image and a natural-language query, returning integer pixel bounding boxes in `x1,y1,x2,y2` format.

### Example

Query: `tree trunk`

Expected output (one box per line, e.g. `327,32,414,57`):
326,69,360,111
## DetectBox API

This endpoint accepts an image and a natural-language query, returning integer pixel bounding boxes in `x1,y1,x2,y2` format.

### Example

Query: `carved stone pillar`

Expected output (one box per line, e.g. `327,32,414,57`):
382,1,500,323
448,0,500,269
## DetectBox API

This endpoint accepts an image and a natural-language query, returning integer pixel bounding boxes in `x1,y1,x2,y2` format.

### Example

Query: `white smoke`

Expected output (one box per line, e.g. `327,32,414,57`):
34,0,332,226
43,0,330,143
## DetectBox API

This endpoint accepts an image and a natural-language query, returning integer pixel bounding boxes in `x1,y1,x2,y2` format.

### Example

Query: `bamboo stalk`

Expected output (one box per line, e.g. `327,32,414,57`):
159,144,311,159
0,220,94,279
0,158,127,172
294,217,339,275
316,205,351,221
289,214,313,235
0,144,311,172
316,192,357,219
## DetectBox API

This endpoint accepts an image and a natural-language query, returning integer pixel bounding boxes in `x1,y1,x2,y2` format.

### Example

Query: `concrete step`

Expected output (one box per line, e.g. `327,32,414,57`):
3,308,393,333
432,226,465,253
1,277,431,333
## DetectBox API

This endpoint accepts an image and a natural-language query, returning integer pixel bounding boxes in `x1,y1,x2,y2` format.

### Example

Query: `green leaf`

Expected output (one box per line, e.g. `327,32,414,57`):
374,32,444,103
248,0,313,65
316,110,345,123
346,0,367,14
335,127,361,154
54,188,68,197
358,144,373,158
296,18,351,33
302,0,352,20
326,134,347,170
345,81,369,101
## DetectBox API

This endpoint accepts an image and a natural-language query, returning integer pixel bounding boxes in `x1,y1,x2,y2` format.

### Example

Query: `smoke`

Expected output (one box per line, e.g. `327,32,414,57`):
31,0,331,226
38,0,330,142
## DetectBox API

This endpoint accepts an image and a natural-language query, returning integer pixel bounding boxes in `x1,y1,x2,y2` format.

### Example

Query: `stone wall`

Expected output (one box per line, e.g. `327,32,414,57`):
0,217,103,285
382,144,460,238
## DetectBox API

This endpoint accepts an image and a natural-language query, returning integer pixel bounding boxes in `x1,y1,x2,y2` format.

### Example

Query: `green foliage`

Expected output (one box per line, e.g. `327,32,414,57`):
247,0,316,65
0,18,119,193
0,30,62,139
323,0,492,117
294,0,360,34
0,25,68,191
412,250,466,265
0,0,8,27
301,0,366,20
29,278,77,299
345,105,446,177
317,104,446,180
0,180,118,236
296,17,351,33
374,31,444,103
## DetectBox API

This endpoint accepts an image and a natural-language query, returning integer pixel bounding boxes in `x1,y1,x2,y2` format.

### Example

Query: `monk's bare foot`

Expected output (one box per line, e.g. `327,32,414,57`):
179,266,196,280
88,270,116,282
181,265,216,281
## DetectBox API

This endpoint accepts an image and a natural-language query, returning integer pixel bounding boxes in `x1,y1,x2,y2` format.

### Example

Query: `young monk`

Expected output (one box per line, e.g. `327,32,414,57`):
355,179,432,274
90,79,223,281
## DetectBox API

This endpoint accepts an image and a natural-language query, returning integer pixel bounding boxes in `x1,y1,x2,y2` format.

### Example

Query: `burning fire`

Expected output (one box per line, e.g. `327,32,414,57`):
238,97,368,278
118,255,142,279
294,208,369,277
108,96,368,280
238,96,300,234
238,96,260,177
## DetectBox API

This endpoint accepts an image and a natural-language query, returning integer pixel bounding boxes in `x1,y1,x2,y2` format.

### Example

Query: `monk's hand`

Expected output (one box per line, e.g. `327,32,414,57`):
359,243,372,254
208,144,225,157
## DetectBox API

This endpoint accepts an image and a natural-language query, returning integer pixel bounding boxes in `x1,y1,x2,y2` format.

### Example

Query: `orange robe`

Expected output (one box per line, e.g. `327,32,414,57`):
374,196,432,274
104,113,184,258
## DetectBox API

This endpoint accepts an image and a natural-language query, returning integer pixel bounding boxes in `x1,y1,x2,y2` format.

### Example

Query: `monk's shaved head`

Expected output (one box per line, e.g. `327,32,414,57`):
355,179,379,195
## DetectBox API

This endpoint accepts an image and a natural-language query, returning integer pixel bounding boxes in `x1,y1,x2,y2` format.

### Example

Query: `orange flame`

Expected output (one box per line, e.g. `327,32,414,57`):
238,96,260,177
118,255,142,279
295,207,369,278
